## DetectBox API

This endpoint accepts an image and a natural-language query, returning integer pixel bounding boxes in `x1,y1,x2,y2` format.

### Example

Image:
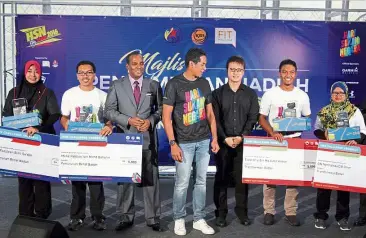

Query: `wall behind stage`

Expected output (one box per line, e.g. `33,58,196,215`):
16,15,365,166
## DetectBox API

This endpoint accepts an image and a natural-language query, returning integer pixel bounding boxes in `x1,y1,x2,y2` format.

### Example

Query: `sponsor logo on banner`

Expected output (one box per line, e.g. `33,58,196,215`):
215,28,236,47
42,60,50,68
52,60,59,68
191,28,207,45
341,67,358,74
164,27,180,43
20,25,62,48
340,29,360,57
349,90,355,99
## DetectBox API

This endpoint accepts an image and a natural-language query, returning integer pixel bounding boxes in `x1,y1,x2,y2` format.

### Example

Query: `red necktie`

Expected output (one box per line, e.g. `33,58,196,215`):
133,81,141,105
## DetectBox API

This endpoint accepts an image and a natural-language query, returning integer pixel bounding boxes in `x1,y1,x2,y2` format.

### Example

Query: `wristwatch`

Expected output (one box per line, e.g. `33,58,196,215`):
169,140,176,146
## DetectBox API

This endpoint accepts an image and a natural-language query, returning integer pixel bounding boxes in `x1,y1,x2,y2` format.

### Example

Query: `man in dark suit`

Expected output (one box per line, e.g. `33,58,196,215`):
104,51,163,232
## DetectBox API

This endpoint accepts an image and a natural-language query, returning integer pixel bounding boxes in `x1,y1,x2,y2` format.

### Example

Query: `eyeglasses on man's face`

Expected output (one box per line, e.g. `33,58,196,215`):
77,71,94,76
229,68,244,73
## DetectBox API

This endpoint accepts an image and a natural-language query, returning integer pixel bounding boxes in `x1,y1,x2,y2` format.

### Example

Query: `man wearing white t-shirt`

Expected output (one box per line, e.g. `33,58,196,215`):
258,59,311,227
60,61,113,232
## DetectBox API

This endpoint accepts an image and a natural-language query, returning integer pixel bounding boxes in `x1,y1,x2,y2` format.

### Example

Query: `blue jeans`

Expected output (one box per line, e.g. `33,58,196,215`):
173,139,211,221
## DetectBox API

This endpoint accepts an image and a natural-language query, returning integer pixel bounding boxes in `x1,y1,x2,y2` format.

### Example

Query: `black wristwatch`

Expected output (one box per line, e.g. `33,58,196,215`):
169,140,176,146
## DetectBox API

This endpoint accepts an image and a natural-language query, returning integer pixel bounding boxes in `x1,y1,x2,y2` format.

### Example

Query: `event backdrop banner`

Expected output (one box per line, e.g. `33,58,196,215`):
15,15,365,166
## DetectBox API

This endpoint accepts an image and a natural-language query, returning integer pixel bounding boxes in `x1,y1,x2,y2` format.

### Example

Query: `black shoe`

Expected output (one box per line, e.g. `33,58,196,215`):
68,219,83,231
215,217,227,227
93,218,107,231
147,223,165,232
337,218,352,231
115,221,133,231
264,213,274,225
314,219,326,229
239,217,251,226
285,215,300,226
354,217,366,227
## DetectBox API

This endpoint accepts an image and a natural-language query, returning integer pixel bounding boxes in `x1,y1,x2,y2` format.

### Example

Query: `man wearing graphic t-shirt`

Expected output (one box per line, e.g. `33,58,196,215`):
258,59,311,227
60,61,112,232
162,48,220,236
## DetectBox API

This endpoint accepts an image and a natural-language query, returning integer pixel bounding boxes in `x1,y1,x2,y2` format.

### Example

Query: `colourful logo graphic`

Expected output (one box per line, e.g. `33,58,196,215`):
340,29,360,57
164,27,180,43
20,25,62,48
52,60,59,68
191,28,207,45
183,88,206,126
75,105,97,123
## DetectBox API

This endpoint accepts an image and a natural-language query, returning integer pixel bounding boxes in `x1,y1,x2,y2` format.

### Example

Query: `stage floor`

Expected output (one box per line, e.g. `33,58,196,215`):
0,177,365,238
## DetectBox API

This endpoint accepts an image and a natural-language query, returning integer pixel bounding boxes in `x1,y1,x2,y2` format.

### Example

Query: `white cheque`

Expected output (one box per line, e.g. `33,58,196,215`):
0,127,59,181
313,141,366,193
242,136,317,186
59,132,143,182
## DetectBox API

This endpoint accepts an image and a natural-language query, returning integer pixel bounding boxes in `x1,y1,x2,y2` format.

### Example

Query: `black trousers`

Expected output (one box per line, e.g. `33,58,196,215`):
313,188,350,221
18,177,52,219
358,193,366,218
214,143,248,220
70,181,105,220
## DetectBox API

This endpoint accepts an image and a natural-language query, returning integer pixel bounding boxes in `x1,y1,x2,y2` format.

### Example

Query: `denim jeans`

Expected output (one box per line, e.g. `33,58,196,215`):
173,139,210,221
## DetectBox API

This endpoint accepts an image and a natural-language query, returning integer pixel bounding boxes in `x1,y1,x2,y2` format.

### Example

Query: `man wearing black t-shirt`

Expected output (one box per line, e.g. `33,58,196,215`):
162,48,219,236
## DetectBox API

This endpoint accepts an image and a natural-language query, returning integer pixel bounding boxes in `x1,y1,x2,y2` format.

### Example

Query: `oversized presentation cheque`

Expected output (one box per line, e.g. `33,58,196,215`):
242,136,318,186
59,131,143,183
0,127,59,181
313,141,366,193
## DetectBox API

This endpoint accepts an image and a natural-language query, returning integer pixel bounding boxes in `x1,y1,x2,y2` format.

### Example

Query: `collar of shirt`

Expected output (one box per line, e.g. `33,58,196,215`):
224,83,246,92
129,75,143,90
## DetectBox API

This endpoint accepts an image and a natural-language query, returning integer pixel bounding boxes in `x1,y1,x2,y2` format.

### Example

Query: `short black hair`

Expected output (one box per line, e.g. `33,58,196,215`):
126,50,142,64
76,60,96,73
226,55,246,70
185,48,206,68
279,59,297,72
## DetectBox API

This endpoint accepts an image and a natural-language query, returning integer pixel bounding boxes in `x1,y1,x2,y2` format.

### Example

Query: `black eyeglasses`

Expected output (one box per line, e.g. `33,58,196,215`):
229,68,244,73
77,71,94,76
332,92,346,96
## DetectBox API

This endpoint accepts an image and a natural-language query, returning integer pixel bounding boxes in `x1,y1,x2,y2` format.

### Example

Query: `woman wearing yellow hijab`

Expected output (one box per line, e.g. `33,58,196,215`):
313,81,366,231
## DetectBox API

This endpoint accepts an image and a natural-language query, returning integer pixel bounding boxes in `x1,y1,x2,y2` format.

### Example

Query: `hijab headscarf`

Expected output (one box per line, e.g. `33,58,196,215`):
317,81,357,129
16,60,45,111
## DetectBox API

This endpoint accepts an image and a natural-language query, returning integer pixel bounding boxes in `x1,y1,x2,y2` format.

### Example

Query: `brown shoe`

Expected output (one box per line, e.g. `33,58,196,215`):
264,213,274,225
285,215,300,226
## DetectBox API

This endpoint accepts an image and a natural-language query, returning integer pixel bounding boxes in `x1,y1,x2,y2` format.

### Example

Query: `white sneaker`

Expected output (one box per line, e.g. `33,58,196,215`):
174,218,186,236
193,219,215,235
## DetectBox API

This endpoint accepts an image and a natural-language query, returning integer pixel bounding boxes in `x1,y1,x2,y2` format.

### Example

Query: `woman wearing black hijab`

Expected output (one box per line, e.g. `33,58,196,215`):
2,60,60,218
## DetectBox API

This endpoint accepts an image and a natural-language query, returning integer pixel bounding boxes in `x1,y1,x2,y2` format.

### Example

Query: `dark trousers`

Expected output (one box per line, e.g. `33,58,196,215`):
313,188,350,221
70,181,105,220
358,193,366,218
214,143,249,220
116,150,160,225
18,177,52,219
